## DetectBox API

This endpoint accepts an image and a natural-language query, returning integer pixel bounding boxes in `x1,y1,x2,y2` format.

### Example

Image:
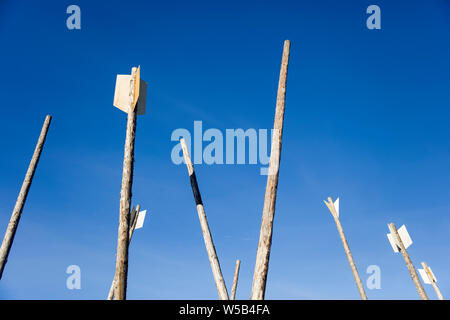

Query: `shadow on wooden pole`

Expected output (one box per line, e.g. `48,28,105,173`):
0,115,52,279
251,40,290,300
180,138,229,300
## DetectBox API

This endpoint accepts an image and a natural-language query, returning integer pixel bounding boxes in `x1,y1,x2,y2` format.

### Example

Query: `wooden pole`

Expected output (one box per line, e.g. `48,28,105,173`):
388,223,428,300
0,115,52,279
324,198,367,300
180,138,229,300
230,259,241,300
108,205,140,300
251,40,290,300
421,262,444,300
113,67,138,300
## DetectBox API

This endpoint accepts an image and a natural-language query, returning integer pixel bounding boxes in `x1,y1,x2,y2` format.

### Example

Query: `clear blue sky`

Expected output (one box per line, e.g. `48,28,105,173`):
0,0,449,299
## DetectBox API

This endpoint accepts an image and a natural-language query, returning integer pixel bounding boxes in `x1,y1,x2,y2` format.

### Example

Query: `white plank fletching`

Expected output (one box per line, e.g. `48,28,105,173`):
333,197,339,218
113,74,132,113
387,233,400,252
397,225,412,249
135,210,147,230
418,268,432,284
113,67,146,114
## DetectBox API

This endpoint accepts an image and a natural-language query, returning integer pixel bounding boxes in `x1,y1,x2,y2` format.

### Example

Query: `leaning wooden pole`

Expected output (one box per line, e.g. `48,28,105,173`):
421,262,444,300
230,259,241,300
388,223,428,300
324,197,367,300
180,138,229,300
0,115,52,279
251,40,290,300
108,205,140,300
113,67,138,300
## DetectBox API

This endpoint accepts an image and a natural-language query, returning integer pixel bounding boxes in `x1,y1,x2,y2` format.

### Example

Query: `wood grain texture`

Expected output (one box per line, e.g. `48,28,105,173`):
230,259,241,300
180,138,229,300
0,115,52,279
251,40,290,300
324,198,367,300
388,223,428,300
108,205,140,300
421,262,444,300
113,67,138,300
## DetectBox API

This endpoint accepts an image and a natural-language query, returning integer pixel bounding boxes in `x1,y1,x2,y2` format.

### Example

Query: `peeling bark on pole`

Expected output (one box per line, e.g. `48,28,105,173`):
421,262,444,300
388,223,428,300
113,67,138,300
180,138,229,300
324,198,367,300
251,40,290,300
230,259,241,300
108,205,140,300
0,115,52,279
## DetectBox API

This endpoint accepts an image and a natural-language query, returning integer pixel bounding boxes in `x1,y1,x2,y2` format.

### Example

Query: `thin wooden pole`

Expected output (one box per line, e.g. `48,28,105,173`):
421,262,444,300
0,115,52,279
388,223,428,300
108,205,140,300
113,67,138,300
180,138,229,300
251,40,290,300
324,198,367,300
230,259,241,300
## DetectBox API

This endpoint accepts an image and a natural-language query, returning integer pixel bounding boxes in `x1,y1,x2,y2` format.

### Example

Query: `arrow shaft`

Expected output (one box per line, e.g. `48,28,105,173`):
0,115,52,279
180,139,229,300
333,216,367,300
251,40,290,300
230,260,241,300
388,223,428,300
113,68,138,300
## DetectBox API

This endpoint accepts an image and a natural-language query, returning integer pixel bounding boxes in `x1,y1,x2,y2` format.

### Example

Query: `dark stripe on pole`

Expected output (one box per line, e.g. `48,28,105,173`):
189,172,203,206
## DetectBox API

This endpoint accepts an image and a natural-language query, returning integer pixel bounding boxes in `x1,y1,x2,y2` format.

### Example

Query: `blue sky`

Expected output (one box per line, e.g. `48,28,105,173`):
0,0,449,299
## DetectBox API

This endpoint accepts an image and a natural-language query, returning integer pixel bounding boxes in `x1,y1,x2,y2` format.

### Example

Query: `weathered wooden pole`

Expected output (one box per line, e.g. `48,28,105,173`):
421,262,444,300
180,138,229,300
0,115,52,279
230,259,241,300
324,197,367,300
108,205,140,300
113,67,138,300
251,40,290,300
388,223,428,300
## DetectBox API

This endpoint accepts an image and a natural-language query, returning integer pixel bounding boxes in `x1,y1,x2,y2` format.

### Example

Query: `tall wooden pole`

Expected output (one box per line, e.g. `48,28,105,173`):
180,138,229,300
113,67,138,300
108,205,140,300
251,40,290,300
230,259,241,300
388,223,428,300
0,115,52,279
421,262,444,300
324,198,367,300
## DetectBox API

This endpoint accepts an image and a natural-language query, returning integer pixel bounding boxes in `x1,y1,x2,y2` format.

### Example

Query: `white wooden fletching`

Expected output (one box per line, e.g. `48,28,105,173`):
113,74,132,113
387,233,400,252
333,197,339,218
397,225,412,249
113,66,146,114
418,268,432,284
135,210,147,230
